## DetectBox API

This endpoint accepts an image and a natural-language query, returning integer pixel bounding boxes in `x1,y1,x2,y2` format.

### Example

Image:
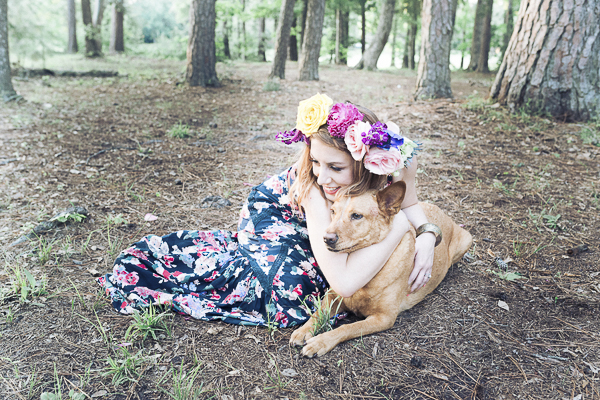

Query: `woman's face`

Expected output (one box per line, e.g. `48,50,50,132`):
310,138,355,201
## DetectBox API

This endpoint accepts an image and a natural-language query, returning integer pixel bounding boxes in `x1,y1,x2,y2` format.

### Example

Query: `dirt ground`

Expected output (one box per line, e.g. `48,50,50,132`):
1,58,599,400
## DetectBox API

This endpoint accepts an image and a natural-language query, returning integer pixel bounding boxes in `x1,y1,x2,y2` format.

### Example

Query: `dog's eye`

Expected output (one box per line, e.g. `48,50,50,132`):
350,213,363,220
330,209,335,215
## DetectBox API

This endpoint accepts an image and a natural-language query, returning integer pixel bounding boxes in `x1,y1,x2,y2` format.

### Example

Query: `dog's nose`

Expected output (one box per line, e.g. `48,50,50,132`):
323,233,338,247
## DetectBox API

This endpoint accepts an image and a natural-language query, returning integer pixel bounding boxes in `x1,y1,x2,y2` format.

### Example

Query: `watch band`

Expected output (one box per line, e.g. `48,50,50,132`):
416,223,442,247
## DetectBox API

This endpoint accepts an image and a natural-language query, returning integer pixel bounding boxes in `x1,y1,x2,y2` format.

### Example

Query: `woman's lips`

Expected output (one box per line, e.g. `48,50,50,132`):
323,186,340,195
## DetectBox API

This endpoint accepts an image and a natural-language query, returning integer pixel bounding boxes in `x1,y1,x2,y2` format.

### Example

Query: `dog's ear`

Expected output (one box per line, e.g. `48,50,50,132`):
376,181,406,217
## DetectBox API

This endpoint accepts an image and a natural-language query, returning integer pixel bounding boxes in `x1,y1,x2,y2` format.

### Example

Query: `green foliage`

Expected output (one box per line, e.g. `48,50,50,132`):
125,304,171,341
167,122,192,139
157,362,208,400
301,290,342,337
263,80,281,92
487,269,525,281
50,212,86,223
10,264,48,303
102,347,147,386
580,118,600,147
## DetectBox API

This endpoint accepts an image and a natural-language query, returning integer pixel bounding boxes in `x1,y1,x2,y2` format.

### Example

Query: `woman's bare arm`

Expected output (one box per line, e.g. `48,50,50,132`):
303,185,409,298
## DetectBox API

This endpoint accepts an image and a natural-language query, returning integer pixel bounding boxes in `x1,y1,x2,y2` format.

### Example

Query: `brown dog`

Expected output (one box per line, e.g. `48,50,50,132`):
290,181,473,357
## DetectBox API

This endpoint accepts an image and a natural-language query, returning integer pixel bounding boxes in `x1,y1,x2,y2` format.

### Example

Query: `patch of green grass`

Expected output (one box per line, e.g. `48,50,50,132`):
264,354,289,391
102,347,147,386
125,304,171,341
34,235,54,265
301,290,343,337
580,118,600,146
263,80,281,92
157,361,208,400
167,122,192,139
50,212,86,223
462,94,489,112
10,264,48,303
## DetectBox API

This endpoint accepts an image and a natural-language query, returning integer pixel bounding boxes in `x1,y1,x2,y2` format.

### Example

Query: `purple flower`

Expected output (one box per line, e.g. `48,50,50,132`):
275,129,308,145
362,122,390,147
327,103,364,138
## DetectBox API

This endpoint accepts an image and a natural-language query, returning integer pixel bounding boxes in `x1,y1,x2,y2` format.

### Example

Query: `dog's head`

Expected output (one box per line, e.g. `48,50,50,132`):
324,181,406,252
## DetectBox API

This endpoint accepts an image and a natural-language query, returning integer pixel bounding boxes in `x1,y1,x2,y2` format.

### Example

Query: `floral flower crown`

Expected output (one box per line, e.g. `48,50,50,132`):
276,93,417,176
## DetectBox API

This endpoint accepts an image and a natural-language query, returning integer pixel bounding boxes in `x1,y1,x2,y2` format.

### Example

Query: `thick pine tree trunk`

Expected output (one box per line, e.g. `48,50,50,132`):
186,0,219,87
289,17,298,61
298,0,325,80
109,0,124,53
468,0,485,70
270,0,296,79
81,0,95,56
490,0,600,121
414,0,458,99
475,0,493,72
258,17,266,62
355,0,397,70
0,0,17,101
67,0,78,53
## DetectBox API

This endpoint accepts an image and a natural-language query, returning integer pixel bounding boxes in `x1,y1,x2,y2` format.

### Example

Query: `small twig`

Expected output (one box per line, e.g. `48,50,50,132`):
413,388,439,400
552,316,597,338
445,352,476,383
64,377,92,400
508,356,528,384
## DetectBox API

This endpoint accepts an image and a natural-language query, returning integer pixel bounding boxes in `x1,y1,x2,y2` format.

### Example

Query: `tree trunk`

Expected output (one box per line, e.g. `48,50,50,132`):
408,22,417,69
0,0,17,101
300,0,308,50
340,10,349,64
490,0,600,121
390,16,398,67
186,0,219,87
335,8,342,64
360,0,367,54
403,0,420,69
500,0,513,59
475,0,493,72
240,0,246,60
298,0,325,80
355,0,397,70
402,25,410,68
468,0,485,70
223,19,231,59
289,16,298,61
414,0,458,99
81,0,95,56
67,0,78,53
92,0,105,55
270,0,296,79
109,0,124,53
258,17,266,62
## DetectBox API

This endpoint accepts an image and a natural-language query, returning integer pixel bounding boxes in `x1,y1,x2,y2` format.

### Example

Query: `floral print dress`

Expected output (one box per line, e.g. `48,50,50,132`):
97,167,328,328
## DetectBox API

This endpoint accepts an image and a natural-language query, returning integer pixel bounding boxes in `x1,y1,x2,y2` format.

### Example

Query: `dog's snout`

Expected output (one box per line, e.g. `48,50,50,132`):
323,232,338,247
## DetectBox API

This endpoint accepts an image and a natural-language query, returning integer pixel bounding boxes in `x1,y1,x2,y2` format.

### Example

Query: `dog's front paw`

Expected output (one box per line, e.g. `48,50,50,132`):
301,334,336,357
290,327,313,347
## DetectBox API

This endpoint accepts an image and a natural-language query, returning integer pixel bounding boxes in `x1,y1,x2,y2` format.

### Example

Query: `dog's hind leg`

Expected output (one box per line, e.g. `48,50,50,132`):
289,291,344,347
300,312,397,357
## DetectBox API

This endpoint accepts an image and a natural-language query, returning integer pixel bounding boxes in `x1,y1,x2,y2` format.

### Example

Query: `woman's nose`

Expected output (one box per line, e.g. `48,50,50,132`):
317,169,331,185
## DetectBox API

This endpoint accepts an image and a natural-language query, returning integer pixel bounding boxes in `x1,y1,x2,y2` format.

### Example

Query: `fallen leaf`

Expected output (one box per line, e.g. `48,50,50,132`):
91,391,107,398
487,249,496,257
228,369,241,376
498,300,509,311
281,368,298,377
144,213,158,221
243,334,261,344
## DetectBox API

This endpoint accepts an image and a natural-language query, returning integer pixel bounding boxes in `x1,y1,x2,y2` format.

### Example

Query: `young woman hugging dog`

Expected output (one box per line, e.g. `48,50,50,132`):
97,93,441,329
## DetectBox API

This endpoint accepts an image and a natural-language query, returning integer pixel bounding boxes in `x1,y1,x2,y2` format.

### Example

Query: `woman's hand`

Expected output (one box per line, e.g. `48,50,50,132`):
407,232,436,292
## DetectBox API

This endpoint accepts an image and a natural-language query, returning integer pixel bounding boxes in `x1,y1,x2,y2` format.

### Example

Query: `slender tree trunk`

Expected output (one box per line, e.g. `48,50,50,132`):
81,0,95,56
390,16,398,67
67,0,78,53
335,8,342,64
356,0,397,70
223,19,231,59
241,0,246,60
270,0,296,79
468,0,485,70
258,17,266,62
414,0,458,99
289,16,298,61
476,0,493,72
408,22,417,69
300,0,308,50
402,24,410,68
360,0,367,54
0,0,17,101
109,0,124,53
340,10,349,64
490,0,600,121
186,0,219,87
92,0,105,55
298,0,325,81
500,0,513,59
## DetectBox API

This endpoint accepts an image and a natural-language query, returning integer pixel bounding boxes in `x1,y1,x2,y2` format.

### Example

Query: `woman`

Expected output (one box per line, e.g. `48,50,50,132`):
97,94,438,328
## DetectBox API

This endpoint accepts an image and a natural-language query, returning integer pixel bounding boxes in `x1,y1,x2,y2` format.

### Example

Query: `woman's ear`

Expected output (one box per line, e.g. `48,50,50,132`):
376,181,406,217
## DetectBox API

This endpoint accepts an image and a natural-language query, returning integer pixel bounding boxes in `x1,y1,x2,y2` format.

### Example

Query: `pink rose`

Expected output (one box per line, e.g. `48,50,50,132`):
344,121,371,161
363,147,405,175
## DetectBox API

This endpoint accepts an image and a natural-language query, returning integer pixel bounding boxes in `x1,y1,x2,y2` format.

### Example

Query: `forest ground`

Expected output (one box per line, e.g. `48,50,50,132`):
1,56,599,400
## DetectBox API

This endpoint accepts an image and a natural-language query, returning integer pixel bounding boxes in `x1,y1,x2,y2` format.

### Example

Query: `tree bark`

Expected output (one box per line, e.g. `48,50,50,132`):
402,0,420,69
270,0,296,79
92,0,105,54
475,0,493,72
81,0,103,57
186,0,219,87
468,0,485,70
258,17,266,62
0,0,17,101
501,0,513,59
300,0,308,50
223,19,231,59
360,0,367,54
298,0,325,80
241,0,246,61
490,0,600,121
67,0,78,53
390,16,398,67
414,0,458,99
340,10,349,64
109,0,124,53
335,8,342,64
289,16,298,61
408,22,417,69
355,0,397,70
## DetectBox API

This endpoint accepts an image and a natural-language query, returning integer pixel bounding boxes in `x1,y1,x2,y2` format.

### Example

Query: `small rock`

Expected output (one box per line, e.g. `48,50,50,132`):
207,326,224,335
174,178,183,185
209,122,218,128
410,356,423,368
201,196,231,209
217,147,225,153
281,368,298,377
91,390,107,398
72,260,83,265
87,268,101,277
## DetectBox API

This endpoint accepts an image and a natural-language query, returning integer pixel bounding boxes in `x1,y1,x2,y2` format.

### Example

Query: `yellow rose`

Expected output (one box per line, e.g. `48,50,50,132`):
295,93,333,136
